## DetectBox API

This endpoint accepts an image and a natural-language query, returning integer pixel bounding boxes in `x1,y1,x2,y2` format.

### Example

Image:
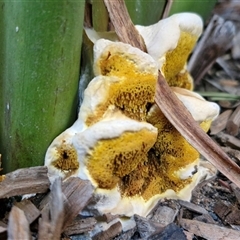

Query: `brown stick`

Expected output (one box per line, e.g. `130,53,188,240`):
103,0,146,52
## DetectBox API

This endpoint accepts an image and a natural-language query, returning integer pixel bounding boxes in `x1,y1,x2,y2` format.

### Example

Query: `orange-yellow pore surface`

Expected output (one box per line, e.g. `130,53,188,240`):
86,102,212,201
85,54,157,126
52,143,79,178
86,128,157,190
161,31,198,90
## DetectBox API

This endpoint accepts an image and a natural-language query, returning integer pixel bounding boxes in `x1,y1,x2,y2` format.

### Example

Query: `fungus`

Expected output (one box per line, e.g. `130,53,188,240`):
45,13,220,220
136,13,203,90
79,39,158,126
45,119,85,179
73,116,157,191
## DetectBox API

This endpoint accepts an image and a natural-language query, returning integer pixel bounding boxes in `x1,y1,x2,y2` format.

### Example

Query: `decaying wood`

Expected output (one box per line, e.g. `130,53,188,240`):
101,213,120,223
180,218,240,240
188,14,235,85
61,178,93,230
221,147,240,162
134,214,164,238
149,200,180,227
63,216,97,236
114,226,137,240
178,200,208,215
39,177,93,235
0,222,7,240
103,0,146,52
148,223,187,240
193,213,215,224
14,199,40,224
226,105,240,136
92,221,122,240
217,132,240,149
214,200,240,225
103,0,240,189
7,206,31,240
39,178,64,240
0,166,50,199
230,183,240,204
210,109,233,135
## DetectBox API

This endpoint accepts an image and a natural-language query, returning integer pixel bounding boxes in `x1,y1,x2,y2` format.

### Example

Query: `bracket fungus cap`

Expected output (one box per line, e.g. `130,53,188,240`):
45,119,85,180
136,13,203,89
79,39,159,126
135,13,203,64
93,39,158,77
72,116,158,190
172,87,220,123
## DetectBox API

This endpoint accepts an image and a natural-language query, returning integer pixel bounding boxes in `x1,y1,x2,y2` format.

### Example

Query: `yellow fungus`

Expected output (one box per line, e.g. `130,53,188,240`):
136,13,203,90
79,39,158,126
45,14,220,220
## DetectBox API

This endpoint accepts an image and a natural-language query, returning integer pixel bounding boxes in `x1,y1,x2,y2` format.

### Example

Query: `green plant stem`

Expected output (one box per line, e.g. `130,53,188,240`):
0,1,85,172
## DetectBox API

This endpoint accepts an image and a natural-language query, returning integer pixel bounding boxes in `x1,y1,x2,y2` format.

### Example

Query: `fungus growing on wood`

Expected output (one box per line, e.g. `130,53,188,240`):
45,13,219,218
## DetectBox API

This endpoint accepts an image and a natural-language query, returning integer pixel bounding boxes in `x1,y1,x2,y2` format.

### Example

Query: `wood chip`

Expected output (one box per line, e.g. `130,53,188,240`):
210,109,233,135
148,223,187,240
64,216,97,236
188,14,235,85
226,105,240,136
217,132,240,149
230,183,240,204
134,214,164,238
180,218,240,240
193,214,215,224
40,177,93,235
150,200,179,226
101,213,120,223
92,221,122,240
214,200,240,225
14,199,40,224
221,147,240,162
183,230,194,240
0,222,7,240
7,206,31,240
39,178,64,240
178,200,208,215
61,178,94,230
0,166,50,199
113,226,137,240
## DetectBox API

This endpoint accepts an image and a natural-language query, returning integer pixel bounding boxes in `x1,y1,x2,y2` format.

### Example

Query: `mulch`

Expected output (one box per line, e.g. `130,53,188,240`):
1,1,240,239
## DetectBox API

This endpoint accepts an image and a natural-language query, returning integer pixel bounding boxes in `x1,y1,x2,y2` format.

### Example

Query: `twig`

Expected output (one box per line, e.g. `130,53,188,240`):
103,0,146,52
